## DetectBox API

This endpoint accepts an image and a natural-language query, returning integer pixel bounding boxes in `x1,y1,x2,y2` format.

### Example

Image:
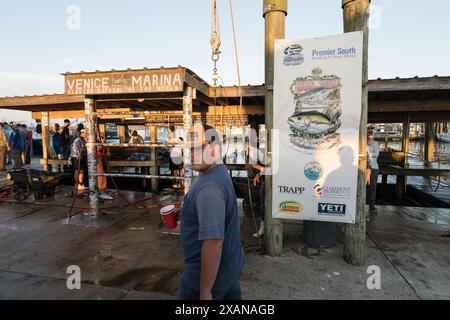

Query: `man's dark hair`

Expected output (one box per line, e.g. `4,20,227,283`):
55,123,60,129
202,124,218,143
64,119,70,123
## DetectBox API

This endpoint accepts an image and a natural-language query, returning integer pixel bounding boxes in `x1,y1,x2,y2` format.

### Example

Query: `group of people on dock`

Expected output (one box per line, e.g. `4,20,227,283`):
0,122,32,171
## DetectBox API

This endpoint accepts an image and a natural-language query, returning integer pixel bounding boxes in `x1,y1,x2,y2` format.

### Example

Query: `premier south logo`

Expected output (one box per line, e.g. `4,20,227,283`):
318,203,346,216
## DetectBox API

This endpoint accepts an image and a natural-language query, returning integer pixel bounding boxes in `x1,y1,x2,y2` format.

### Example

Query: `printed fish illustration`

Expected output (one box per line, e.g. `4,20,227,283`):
287,110,341,136
295,86,341,106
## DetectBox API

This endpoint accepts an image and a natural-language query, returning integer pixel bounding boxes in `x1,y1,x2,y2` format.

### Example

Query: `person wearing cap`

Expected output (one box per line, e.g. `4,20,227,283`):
367,129,379,211
177,123,246,300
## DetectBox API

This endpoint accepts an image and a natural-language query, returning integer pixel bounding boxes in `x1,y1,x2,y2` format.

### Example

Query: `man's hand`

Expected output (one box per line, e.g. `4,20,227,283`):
252,174,260,187
365,169,371,186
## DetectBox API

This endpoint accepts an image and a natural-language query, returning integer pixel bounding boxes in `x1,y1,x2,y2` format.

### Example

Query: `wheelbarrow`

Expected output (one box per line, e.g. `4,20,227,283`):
8,168,61,201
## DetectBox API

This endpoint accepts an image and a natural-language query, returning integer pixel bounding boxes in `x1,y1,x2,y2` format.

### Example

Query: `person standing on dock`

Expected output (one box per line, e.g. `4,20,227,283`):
60,119,72,172
169,136,184,188
8,123,25,169
177,123,246,300
70,128,88,191
22,124,32,165
367,130,380,211
0,123,9,171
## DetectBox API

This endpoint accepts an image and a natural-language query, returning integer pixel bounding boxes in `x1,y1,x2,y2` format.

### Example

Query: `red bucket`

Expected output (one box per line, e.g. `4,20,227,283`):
160,205,178,229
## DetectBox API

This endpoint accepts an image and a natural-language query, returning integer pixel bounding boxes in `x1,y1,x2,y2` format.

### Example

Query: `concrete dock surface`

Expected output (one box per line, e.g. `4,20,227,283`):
0,185,448,300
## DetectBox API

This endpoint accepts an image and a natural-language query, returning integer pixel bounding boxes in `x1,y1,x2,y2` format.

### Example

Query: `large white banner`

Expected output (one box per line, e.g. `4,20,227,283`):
272,32,363,224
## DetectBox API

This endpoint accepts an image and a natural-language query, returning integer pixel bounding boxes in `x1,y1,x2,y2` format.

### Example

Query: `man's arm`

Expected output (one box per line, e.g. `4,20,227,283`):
196,183,226,300
200,239,223,300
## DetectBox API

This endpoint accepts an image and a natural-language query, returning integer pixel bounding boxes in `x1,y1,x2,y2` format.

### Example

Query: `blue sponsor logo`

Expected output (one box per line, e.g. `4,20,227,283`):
283,44,304,66
304,162,323,181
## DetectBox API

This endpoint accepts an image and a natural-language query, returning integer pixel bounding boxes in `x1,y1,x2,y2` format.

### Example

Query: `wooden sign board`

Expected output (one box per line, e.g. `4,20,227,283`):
64,69,185,95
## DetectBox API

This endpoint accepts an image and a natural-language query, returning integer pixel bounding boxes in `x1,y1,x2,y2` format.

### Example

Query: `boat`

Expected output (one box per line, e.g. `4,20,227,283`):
436,134,450,143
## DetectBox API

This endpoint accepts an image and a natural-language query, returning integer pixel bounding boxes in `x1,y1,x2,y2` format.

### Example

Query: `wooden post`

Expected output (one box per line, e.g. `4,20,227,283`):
402,113,410,168
263,0,287,257
425,117,434,167
98,123,106,139
395,175,406,203
384,124,389,150
183,86,193,194
119,125,126,144
342,0,370,266
150,125,158,192
41,111,51,172
85,97,99,217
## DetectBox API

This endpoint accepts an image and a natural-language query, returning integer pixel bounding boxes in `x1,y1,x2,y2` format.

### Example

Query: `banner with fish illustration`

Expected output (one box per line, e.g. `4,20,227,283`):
272,32,363,224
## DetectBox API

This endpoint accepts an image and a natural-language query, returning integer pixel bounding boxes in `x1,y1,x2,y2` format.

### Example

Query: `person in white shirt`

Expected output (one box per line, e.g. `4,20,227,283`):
169,137,184,188
367,131,380,211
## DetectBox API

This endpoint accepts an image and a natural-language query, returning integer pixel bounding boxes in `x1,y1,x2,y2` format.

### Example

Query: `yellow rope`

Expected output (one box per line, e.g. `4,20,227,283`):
228,0,244,127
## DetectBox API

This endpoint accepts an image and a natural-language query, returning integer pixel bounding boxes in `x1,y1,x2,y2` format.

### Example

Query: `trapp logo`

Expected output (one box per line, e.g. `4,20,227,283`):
277,185,305,195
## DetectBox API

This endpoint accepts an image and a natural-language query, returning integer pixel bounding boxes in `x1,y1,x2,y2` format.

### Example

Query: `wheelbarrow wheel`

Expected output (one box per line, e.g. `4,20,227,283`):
14,182,30,201
242,196,254,217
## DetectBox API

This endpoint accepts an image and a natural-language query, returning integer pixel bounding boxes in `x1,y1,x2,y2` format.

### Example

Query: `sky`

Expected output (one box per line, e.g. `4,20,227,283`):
1,0,450,122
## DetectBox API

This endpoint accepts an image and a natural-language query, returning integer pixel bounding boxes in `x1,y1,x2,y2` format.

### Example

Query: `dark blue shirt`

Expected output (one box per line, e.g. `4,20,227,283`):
180,164,246,295
52,132,61,151
9,128,24,151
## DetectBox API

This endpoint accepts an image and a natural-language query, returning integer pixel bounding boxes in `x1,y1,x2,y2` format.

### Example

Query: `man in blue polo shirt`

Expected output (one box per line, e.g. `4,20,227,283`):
177,123,246,300
8,123,25,169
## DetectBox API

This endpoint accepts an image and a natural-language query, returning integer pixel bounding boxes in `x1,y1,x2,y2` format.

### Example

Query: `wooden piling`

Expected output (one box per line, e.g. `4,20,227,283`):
342,0,370,267
425,117,434,167
150,125,158,192
402,113,410,168
183,86,193,194
263,0,287,257
41,112,50,172
84,97,99,217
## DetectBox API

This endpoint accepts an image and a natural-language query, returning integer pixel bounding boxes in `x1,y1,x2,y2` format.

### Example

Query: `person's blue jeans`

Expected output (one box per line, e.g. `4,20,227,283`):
177,279,242,300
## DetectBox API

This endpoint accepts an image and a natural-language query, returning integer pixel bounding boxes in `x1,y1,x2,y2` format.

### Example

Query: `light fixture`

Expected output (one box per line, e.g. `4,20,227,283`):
137,98,145,103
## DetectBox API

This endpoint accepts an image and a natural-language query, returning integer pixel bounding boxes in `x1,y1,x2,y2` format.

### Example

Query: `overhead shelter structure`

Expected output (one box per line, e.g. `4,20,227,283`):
1,68,450,211
0,66,265,215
